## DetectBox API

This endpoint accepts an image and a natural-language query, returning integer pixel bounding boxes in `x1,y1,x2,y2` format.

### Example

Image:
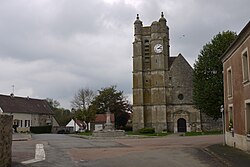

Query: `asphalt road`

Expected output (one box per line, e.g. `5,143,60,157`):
12,134,225,167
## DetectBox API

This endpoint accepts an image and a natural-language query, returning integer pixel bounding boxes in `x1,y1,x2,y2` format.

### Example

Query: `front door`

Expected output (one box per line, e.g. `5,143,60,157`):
177,118,187,132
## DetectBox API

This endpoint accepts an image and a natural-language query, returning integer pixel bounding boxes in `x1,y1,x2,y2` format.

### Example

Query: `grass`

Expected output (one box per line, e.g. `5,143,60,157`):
77,130,222,137
125,131,170,137
77,130,170,137
78,131,92,136
184,131,222,136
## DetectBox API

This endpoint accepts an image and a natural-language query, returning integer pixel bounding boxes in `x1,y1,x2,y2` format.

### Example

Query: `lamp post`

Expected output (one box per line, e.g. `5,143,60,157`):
221,105,225,146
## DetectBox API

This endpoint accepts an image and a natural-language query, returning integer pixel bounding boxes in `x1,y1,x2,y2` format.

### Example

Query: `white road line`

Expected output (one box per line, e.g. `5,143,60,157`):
22,143,46,164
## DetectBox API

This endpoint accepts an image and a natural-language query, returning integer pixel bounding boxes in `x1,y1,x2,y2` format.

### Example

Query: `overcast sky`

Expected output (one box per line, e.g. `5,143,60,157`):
0,0,249,109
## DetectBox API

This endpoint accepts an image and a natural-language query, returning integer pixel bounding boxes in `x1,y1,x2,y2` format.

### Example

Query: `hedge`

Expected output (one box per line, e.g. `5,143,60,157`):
30,125,52,134
138,128,155,134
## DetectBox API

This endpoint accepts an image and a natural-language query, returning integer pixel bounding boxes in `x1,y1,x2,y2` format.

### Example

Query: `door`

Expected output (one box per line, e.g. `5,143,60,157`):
177,118,187,132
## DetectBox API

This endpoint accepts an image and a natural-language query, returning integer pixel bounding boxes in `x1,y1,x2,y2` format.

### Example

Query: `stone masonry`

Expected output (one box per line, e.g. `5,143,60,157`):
132,13,201,133
0,114,13,167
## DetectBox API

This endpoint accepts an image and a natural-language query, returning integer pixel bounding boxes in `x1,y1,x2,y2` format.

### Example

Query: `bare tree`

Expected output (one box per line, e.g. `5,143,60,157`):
71,88,96,110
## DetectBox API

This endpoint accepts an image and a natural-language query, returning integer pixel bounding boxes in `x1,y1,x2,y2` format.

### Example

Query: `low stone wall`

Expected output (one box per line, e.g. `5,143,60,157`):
0,114,13,167
92,130,125,137
201,113,222,131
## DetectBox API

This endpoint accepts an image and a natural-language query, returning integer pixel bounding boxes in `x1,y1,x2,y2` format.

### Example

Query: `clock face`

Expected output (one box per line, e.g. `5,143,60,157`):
154,44,163,53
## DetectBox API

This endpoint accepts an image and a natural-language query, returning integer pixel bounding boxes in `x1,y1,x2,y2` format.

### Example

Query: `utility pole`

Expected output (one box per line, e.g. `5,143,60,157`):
221,105,225,146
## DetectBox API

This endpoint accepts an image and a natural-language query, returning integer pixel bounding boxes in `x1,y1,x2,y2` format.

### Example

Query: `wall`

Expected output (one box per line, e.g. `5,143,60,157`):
13,113,31,132
201,113,222,131
0,114,13,167
225,131,250,152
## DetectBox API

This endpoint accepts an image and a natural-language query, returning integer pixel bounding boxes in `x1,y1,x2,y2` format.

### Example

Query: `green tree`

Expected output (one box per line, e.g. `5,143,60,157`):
91,85,131,128
53,108,72,126
46,98,72,126
193,31,237,119
46,98,60,109
71,88,96,131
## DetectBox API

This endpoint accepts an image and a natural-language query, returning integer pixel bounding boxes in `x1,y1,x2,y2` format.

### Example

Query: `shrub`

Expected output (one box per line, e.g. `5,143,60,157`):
119,125,133,132
138,128,155,134
30,125,52,134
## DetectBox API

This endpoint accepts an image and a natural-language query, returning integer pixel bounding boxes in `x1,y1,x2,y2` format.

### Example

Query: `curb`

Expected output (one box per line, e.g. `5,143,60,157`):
12,134,32,141
202,147,231,166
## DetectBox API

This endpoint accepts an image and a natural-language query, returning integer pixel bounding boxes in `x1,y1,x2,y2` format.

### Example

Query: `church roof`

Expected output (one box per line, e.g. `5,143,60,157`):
169,57,177,67
0,94,53,115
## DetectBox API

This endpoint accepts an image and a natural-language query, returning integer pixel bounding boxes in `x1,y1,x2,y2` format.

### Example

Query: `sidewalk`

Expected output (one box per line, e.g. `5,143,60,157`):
12,133,31,141
206,144,250,167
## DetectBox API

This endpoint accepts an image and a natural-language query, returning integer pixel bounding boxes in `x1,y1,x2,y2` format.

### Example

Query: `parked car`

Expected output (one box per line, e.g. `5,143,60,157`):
57,129,70,134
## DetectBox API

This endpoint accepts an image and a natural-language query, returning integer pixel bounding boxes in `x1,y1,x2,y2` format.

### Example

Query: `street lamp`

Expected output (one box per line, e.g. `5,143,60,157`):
221,105,225,146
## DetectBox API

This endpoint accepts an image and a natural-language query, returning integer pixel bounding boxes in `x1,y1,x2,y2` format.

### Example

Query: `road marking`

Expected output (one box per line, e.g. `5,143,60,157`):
22,144,46,164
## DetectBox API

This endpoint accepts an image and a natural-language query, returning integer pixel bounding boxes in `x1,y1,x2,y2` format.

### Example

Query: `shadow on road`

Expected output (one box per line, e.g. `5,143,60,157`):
12,162,27,167
207,144,250,167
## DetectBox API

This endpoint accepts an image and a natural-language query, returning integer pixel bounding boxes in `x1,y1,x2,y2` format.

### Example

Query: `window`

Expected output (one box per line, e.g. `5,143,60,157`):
178,94,184,100
145,57,150,62
227,67,233,97
25,120,30,127
242,48,249,83
245,102,250,134
143,39,150,69
19,120,23,127
228,106,233,131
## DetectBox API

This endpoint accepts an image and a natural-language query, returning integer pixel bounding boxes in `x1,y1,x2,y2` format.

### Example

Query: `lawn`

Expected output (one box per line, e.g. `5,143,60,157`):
125,131,170,137
184,131,223,136
77,131,92,136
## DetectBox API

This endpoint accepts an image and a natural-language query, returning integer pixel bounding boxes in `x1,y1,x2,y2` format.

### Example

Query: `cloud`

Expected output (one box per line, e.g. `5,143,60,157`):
0,0,249,108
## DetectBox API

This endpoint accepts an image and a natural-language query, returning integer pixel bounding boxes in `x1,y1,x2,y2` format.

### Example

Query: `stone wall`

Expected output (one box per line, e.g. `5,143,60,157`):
201,113,222,131
0,114,13,167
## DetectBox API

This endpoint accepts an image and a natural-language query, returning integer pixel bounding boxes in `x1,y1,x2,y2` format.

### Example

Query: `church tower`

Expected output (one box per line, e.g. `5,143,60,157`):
133,13,170,132
133,13,201,133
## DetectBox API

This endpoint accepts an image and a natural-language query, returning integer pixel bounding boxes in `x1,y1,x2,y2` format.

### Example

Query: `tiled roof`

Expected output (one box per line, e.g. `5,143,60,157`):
94,114,115,123
0,94,53,115
74,119,85,127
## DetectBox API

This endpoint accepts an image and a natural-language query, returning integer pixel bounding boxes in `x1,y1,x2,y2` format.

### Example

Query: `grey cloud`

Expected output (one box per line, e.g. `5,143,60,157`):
0,0,249,108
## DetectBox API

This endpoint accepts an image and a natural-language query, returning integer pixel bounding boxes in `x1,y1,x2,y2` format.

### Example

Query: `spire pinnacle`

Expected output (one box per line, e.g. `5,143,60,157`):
161,12,164,18
136,14,139,20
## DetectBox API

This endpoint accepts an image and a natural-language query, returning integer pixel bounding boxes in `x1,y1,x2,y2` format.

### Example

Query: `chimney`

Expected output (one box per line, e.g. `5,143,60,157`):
10,93,14,98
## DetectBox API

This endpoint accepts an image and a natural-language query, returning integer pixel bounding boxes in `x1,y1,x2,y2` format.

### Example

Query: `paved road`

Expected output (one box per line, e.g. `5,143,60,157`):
12,134,225,167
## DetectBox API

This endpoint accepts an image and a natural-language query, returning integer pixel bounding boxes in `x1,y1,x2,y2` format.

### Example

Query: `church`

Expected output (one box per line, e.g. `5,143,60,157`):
132,13,201,133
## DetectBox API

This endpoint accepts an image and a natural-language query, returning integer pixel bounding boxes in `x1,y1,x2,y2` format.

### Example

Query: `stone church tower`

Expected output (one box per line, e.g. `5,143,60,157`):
132,13,201,133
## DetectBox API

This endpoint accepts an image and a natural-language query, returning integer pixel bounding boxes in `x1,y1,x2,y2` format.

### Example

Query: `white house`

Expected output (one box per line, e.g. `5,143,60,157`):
66,119,86,132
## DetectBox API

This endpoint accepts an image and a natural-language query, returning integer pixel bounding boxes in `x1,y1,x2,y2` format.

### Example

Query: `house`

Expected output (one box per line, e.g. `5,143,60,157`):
221,21,250,151
66,118,86,132
0,93,57,132
90,113,115,131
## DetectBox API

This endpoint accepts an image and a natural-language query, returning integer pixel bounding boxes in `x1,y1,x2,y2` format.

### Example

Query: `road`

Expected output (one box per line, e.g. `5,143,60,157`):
12,134,225,167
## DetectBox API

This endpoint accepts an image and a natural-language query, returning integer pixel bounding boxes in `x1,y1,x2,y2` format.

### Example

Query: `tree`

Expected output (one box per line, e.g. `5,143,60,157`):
193,31,237,119
73,106,96,131
46,98,60,109
53,108,72,126
71,88,96,131
71,88,95,110
46,98,72,126
91,85,131,128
